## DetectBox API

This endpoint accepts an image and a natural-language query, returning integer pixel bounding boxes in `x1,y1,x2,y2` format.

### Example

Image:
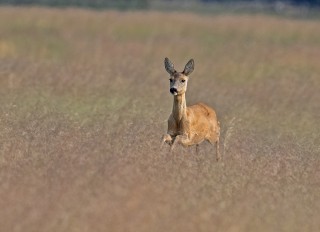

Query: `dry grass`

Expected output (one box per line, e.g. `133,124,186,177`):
0,6,320,232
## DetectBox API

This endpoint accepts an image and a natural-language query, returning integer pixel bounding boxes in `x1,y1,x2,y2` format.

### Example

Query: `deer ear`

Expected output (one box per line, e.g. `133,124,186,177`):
183,59,194,76
164,57,176,75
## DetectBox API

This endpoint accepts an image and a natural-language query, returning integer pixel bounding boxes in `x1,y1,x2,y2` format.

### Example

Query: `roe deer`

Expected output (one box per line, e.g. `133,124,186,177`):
161,58,221,161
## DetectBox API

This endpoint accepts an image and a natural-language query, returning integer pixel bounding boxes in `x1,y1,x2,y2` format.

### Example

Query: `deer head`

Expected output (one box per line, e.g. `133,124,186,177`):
164,58,194,96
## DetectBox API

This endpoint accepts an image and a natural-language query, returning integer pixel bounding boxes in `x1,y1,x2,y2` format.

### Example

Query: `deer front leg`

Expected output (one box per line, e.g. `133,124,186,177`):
160,134,173,148
196,144,200,155
170,134,193,152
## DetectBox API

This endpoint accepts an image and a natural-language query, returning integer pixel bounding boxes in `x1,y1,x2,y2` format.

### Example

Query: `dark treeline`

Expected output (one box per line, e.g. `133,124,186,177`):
0,0,150,9
0,0,319,9
202,0,320,7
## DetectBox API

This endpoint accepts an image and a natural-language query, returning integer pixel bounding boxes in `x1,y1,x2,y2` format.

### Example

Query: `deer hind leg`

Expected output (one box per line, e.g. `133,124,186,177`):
215,138,221,161
208,136,221,161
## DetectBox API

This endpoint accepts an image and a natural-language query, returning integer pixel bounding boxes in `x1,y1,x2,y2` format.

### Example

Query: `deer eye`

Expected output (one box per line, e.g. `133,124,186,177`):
181,79,185,83
169,79,173,83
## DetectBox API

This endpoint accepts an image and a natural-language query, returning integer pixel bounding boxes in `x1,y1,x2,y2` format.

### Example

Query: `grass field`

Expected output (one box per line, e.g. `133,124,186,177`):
0,6,320,232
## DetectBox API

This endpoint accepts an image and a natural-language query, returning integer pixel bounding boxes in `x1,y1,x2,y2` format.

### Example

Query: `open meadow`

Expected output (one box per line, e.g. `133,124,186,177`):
0,6,319,232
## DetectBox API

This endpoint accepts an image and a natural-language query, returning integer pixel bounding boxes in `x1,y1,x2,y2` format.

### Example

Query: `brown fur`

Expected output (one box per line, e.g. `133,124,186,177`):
161,58,221,161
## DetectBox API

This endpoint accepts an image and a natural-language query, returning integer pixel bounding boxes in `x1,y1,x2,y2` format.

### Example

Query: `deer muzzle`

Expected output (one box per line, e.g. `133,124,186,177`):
170,88,178,95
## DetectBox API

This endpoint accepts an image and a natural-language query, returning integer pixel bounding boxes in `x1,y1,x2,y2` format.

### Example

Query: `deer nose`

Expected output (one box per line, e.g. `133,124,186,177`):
170,88,177,94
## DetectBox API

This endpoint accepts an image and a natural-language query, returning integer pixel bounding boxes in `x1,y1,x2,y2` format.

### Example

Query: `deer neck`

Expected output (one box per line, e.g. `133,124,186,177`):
172,93,187,122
